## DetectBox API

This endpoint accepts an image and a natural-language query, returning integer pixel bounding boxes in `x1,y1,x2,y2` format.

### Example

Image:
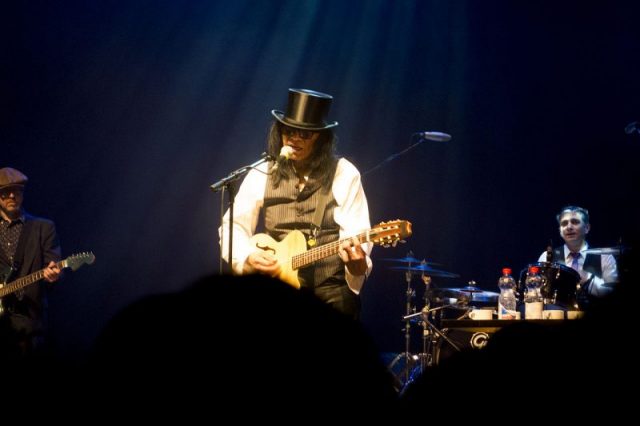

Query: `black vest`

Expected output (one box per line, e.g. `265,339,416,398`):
263,162,345,289
552,246,602,277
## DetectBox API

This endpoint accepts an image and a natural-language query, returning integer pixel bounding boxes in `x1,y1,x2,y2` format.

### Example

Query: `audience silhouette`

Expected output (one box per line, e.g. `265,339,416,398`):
81,274,398,420
4,245,636,420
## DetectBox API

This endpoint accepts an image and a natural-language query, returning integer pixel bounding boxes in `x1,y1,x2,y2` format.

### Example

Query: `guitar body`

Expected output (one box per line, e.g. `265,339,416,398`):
249,231,308,289
0,265,12,285
246,220,412,289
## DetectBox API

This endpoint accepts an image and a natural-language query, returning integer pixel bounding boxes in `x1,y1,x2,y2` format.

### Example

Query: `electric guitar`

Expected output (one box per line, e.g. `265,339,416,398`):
248,220,412,288
0,251,95,315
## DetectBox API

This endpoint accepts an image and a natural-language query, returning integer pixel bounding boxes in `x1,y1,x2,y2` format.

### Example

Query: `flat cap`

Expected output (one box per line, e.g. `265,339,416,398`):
0,167,29,189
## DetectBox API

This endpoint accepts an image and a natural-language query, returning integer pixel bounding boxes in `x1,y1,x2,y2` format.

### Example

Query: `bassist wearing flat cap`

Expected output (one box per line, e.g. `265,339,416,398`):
0,167,62,358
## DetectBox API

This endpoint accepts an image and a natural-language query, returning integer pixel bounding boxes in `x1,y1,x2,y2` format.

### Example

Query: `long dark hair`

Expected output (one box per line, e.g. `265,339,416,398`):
267,122,338,189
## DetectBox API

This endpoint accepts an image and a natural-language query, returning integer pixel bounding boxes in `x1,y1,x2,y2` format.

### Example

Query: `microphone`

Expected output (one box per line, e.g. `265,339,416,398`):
270,145,294,172
415,131,452,142
546,243,553,263
625,121,638,135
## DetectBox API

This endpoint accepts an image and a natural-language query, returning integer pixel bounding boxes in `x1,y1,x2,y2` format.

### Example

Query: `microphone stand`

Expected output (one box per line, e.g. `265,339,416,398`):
210,152,272,273
362,131,451,177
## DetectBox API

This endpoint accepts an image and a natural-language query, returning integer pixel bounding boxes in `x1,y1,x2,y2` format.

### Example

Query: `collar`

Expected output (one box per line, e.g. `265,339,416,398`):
564,242,588,259
0,212,25,224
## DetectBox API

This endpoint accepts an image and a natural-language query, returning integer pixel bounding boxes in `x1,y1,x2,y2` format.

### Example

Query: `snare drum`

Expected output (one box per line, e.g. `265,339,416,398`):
522,262,581,308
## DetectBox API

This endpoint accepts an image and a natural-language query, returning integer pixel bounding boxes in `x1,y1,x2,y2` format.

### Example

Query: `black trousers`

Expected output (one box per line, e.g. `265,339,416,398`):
306,283,361,320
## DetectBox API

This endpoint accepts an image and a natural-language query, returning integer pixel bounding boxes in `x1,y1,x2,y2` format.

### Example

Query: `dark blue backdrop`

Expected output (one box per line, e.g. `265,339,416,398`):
3,0,639,359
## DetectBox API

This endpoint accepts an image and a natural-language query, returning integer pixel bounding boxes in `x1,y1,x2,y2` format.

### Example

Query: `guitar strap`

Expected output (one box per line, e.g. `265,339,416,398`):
309,186,331,247
308,158,340,247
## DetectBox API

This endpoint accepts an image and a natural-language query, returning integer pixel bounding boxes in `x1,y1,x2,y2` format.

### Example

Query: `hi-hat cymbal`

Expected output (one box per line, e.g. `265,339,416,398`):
389,264,460,278
584,246,626,256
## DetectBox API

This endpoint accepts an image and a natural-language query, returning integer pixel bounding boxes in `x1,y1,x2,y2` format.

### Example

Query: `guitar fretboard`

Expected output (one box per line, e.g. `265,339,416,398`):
291,231,369,270
0,260,66,298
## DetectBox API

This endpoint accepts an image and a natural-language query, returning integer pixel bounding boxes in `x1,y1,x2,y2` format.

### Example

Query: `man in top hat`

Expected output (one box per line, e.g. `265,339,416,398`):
219,88,371,319
0,167,61,357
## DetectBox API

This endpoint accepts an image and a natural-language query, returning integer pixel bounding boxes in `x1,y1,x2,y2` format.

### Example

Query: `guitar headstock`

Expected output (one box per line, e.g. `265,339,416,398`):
370,220,412,248
64,252,96,271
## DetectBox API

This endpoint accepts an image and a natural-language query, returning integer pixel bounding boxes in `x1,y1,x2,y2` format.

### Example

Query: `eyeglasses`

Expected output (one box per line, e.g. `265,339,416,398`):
0,188,23,199
281,126,317,140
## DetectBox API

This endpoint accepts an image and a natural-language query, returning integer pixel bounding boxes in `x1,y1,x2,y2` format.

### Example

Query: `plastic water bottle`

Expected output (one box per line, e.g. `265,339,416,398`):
498,268,518,319
524,266,544,319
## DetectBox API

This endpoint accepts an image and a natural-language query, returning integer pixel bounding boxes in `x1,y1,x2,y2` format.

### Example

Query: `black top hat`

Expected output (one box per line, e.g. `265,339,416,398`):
271,88,338,130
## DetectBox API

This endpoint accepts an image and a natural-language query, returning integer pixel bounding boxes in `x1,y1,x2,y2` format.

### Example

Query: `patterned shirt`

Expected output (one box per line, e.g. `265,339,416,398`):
0,215,25,264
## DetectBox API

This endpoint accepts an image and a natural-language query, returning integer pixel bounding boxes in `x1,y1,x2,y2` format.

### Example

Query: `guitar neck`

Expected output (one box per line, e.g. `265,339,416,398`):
291,231,369,270
0,259,65,298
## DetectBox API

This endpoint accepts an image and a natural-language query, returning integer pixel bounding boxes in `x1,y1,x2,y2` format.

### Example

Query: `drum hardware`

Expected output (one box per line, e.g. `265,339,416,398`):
387,256,464,393
405,304,465,357
386,252,420,390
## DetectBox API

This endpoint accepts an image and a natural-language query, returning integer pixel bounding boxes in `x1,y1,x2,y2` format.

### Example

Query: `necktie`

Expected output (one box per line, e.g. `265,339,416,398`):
569,252,581,272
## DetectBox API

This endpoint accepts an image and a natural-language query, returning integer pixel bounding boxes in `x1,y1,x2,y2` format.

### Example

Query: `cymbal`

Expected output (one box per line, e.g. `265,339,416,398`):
379,256,441,265
469,290,499,302
449,285,483,293
389,264,460,278
584,246,626,256
378,256,423,263
429,287,461,296
446,288,499,302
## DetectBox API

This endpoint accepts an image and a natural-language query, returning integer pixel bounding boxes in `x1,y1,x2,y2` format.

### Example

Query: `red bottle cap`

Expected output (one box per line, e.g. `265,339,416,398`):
529,266,540,273
502,268,512,275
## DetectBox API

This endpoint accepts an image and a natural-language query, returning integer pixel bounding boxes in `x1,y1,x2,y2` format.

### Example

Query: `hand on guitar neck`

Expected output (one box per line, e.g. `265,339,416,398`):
337,236,367,276
43,260,62,283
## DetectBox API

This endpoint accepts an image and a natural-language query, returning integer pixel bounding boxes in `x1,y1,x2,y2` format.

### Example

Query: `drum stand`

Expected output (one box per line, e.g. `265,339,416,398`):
387,269,417,389
404,297,464,377
388,272,465,393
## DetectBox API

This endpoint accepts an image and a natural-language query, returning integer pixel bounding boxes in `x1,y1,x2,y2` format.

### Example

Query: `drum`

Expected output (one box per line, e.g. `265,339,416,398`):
433,326,497,365
522,262,581,308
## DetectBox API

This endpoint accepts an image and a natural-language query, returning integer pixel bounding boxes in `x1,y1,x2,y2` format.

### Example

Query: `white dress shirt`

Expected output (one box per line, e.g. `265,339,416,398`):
220,158,373,294
538,243,618,297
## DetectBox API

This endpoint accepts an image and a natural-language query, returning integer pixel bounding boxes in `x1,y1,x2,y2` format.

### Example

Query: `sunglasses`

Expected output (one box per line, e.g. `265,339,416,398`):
281,126,317,139
0,187,24,199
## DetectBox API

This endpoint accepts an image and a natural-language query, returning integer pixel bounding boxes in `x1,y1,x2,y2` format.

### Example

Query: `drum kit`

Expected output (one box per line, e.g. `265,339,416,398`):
382,252,486,392
382,246,624,392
